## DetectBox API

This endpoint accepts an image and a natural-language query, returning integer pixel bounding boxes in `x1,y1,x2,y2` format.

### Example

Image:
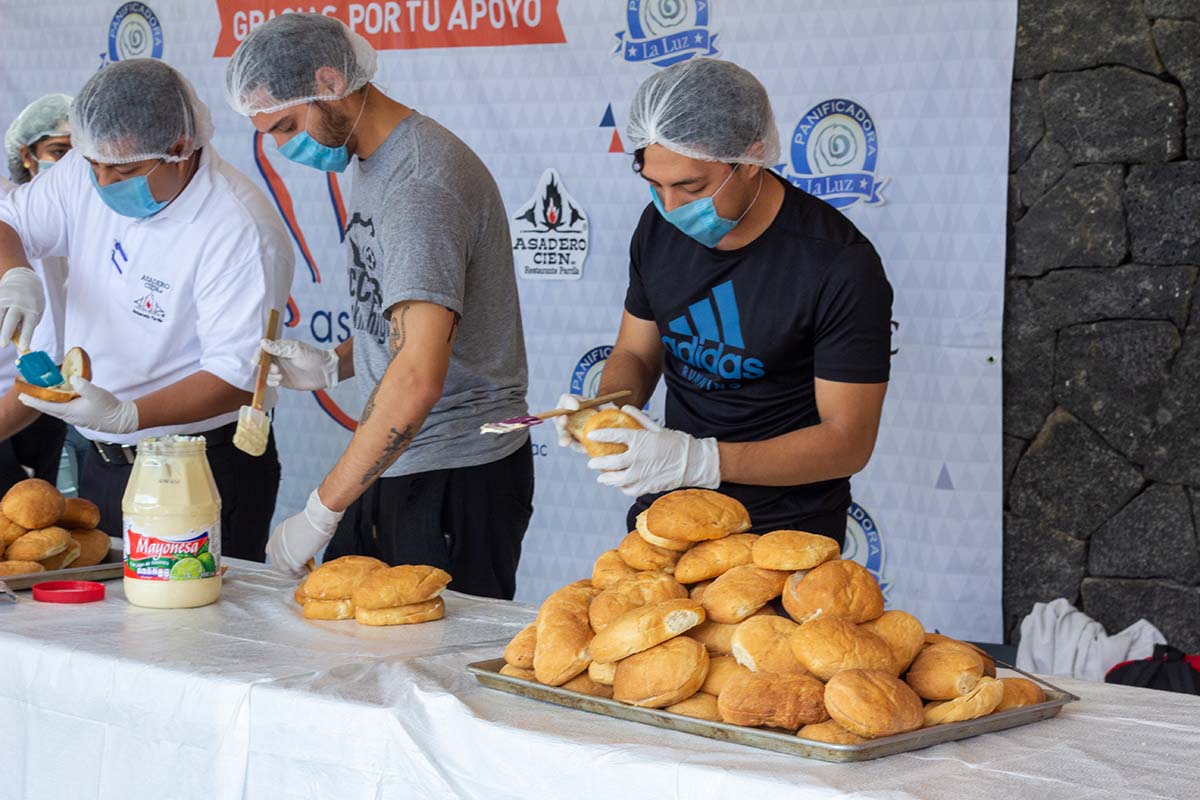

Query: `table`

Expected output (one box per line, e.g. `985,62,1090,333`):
2,560,1198,800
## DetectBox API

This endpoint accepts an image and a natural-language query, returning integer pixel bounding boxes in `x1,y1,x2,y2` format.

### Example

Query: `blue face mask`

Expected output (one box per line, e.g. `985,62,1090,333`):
650,165,760,249
278,91,368,174
89,161,169,219
36,159,56,174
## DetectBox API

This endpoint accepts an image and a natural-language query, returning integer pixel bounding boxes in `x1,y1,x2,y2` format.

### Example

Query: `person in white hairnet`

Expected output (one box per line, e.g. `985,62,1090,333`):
225,13,531,599
0,59,294,559
0,94,73,493
5,93,73,185
554,59,893,546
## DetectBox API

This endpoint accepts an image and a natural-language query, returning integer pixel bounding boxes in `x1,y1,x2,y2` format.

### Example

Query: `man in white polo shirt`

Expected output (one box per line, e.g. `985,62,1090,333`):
0,60,294,560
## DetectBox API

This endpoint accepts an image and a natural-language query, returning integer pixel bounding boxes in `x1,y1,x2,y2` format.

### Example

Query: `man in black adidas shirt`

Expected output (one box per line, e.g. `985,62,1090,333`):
555,59,892,545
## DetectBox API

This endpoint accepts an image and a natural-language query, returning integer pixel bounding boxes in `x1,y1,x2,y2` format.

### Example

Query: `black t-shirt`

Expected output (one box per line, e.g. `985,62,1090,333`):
624,175,893,540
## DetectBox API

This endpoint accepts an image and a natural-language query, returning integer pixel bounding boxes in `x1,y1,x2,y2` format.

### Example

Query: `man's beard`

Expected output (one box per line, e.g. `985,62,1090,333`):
312,101,354,146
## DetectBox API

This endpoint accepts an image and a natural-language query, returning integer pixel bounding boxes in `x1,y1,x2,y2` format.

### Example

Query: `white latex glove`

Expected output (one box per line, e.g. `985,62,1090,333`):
0,267,46,351
266,488,344,577
586,405,720,497
553,393,586,453
260,338,340,391
19,377,139,434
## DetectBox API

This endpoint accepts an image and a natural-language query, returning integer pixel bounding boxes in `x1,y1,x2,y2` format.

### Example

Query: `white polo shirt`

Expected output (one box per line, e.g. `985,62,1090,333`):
0,148,294,445
0,174,65,391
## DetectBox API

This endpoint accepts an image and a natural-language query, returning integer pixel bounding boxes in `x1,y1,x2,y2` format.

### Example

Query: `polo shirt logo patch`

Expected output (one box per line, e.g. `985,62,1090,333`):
661,280,765,390
132,274,171,322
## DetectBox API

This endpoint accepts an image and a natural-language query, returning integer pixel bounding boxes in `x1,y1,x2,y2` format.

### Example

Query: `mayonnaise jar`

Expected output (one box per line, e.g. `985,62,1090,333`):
122,435,221,609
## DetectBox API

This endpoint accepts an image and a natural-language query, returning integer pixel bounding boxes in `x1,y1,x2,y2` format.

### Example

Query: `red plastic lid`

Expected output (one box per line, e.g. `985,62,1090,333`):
31,580,106,604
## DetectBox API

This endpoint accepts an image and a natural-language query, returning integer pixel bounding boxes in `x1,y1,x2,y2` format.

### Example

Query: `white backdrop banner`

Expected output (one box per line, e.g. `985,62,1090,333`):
0,0,1015,641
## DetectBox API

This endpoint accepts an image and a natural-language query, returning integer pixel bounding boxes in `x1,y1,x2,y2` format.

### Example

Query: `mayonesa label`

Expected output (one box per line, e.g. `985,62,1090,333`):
124,520,220,581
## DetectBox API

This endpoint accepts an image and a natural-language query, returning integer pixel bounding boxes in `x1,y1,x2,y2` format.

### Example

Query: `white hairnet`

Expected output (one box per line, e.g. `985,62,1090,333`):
224,13,378,117
70,59,214,165
5,93,72,184
626,58,780,168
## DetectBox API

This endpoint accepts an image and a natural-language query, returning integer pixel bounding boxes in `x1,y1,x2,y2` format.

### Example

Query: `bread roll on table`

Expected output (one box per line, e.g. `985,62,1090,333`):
824,669,925,738
534,583,597,686
613,636,709,708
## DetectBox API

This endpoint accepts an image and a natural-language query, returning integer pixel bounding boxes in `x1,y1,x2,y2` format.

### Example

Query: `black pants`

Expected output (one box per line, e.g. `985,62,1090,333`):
81,424,281,562
325,445,534,600
0,415,67,493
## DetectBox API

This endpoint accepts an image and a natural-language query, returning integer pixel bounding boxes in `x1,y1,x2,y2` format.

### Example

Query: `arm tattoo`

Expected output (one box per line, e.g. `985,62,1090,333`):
388,305,409,358
360,381,381,424
447,310,461,343
360,424,416,486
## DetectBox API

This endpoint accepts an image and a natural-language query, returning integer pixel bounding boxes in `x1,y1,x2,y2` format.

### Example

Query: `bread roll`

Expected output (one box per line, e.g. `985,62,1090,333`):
700,655,752,696
14,347,90,403
351,564,452,609
790,615,894,681
504,623,537,669
564,407,599,443
860,610,925,675
718,672,828,730
534,583,596,686
689,580,712,602
634,511,693,552
995,677,1046,711
293,582,306,606
752,530,841,571
613,636,709,708
58,497,101,530
923,676,1005,726
731,615,807,674
797,719,870,745
691,605,776,655
1,479,64,530
666,692,721,722
674,533,759,584
905,643,985,700
593,548,639,588
589,598,705,663
69,529,111,568
0,560,44,577
6,526,69,562
303,598,355,620
620,528,686,570
302,555,387,600
0,514,26,548
561,672,615,698
701,564,790,623
782,559,884,624
588,660,616,686
922,633,997,678
38,538,81,571
588,570,688,632
644,489,751,543
824,669,925,738
355,597,445,626
581,409,643,458
499,664,537,681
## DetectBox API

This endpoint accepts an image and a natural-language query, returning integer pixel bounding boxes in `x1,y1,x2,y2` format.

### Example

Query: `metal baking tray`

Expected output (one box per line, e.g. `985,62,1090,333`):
2,536,122,591
467,657,1078,762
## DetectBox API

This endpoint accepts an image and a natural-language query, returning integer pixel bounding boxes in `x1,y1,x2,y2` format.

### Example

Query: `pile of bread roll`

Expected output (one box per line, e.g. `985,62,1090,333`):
502,487,1046,743
293,555,452,626
0,478,110,578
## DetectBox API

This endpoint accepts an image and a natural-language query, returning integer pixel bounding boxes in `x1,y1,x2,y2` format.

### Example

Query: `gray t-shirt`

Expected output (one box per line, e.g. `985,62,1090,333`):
347,111,528,476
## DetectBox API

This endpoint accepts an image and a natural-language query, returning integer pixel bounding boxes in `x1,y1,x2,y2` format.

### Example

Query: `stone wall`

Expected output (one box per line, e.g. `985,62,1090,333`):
1004,0,1200,648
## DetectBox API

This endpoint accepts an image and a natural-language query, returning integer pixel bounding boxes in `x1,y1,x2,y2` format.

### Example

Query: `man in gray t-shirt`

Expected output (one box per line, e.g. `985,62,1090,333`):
226,14,532,599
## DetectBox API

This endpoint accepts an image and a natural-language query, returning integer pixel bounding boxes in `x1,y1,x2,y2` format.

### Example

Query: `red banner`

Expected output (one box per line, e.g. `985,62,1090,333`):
213,0,565,57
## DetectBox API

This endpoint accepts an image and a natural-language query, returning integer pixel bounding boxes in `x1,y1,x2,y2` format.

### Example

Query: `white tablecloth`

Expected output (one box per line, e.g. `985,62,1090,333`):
2,560,1198,800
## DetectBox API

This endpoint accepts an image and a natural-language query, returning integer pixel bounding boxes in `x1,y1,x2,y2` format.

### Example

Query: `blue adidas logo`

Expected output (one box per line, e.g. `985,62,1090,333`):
662,280,765,386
